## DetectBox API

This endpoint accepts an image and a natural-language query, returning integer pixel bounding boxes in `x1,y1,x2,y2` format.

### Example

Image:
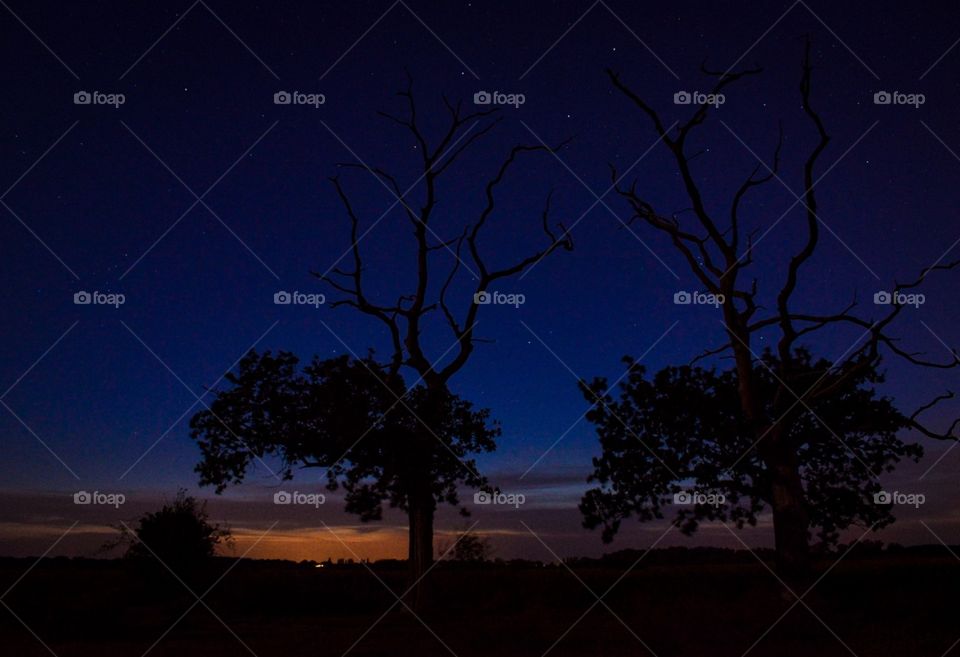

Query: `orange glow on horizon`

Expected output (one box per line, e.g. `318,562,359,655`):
223,525,410,562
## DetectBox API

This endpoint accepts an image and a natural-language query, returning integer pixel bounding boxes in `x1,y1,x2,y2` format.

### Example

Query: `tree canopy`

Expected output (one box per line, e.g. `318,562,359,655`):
189,351,499,522
580,348,922,547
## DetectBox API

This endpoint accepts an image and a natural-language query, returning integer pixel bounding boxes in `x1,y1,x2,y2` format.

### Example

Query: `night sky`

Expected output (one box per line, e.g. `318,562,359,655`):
2,0,959,561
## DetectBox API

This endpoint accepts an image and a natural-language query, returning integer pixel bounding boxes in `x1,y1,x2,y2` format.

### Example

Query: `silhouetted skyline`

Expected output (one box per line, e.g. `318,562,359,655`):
2,0,959,561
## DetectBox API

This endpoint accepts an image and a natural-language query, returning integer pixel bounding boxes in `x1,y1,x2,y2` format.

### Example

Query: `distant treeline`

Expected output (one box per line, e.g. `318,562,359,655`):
2,541,953,572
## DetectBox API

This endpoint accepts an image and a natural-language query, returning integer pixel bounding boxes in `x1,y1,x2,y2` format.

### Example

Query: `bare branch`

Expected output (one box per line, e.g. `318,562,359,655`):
315,175,404,376
775,36,831,367
732,122,783,254
439,227,469,339
908,391,960,440
326,79,572,387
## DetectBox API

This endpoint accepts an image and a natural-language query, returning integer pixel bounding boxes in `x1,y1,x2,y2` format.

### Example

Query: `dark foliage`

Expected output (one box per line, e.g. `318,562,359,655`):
189,351,499,520
580,349,922,545
111,489,230,573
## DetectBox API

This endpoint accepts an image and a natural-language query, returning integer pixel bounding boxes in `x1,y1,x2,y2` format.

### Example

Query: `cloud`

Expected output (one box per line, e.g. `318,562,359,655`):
2,479,960,562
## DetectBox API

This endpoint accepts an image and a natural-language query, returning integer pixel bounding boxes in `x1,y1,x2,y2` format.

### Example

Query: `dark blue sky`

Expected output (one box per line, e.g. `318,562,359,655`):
2,0,959,560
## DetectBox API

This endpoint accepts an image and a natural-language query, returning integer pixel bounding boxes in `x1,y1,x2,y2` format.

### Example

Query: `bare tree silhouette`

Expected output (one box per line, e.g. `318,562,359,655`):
603,38,959,580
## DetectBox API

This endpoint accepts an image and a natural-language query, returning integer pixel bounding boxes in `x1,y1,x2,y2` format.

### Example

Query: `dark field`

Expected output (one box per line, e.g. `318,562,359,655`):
2,553,957,657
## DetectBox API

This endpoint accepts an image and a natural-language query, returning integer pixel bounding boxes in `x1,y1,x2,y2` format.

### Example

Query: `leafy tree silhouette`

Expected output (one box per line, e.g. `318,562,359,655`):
189,352,498,601
581,349,921,549
603,37,959,581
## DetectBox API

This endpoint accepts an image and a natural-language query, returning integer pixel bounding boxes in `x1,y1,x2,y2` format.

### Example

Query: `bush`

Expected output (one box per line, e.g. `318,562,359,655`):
109,489,231,575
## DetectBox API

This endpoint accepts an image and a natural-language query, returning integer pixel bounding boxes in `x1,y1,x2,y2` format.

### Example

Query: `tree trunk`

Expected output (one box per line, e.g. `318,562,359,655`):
724,314,811,583
401,383,446,611
406,491,434,611
768,451,811,586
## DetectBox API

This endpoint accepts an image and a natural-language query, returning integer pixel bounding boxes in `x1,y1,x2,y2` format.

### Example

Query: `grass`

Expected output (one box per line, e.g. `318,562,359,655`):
0,554,956,656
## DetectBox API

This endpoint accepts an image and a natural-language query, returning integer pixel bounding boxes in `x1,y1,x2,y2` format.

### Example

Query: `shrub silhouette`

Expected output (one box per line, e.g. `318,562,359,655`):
114,489,230,575
440,528,494,563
